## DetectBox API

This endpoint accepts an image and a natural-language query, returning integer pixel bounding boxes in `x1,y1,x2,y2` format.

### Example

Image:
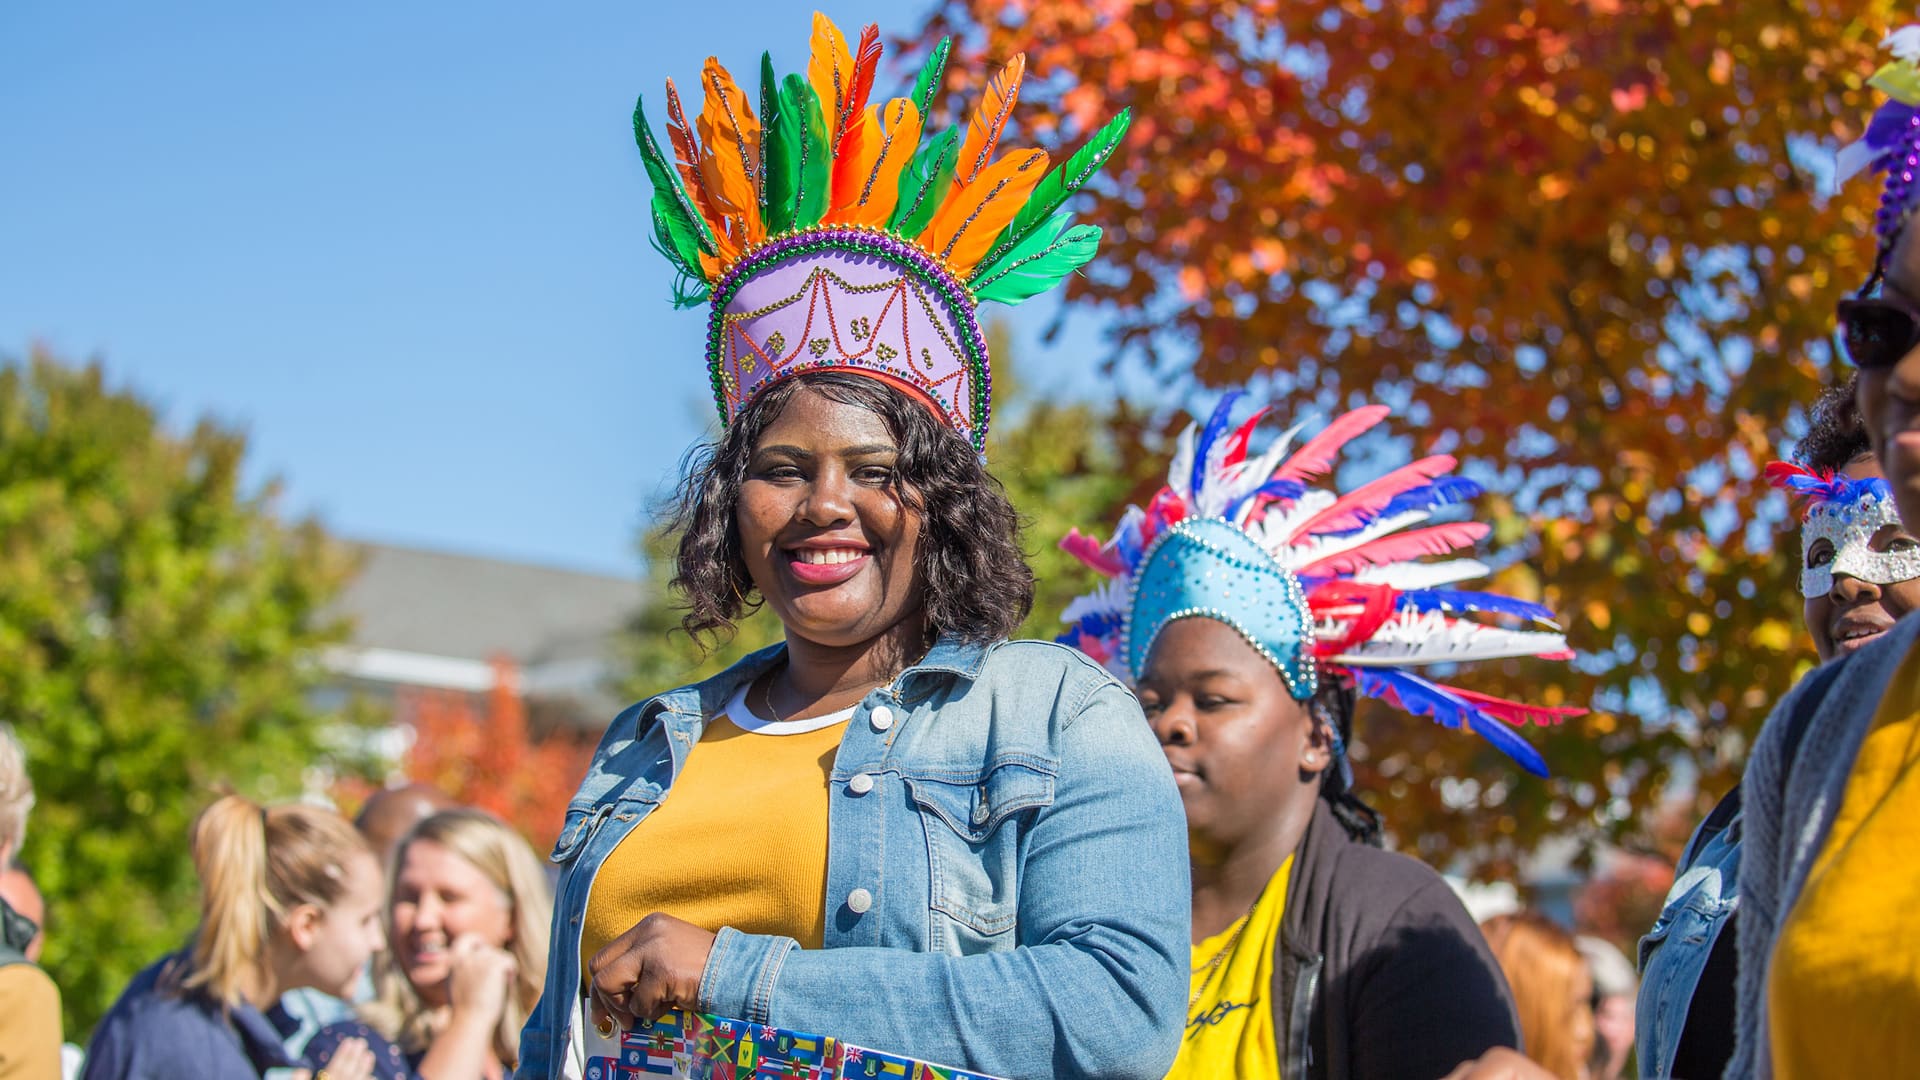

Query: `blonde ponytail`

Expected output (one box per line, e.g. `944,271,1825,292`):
179,794,369,1006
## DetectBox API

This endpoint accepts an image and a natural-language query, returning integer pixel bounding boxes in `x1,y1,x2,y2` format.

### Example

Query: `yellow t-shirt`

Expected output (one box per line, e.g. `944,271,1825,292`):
1168,856,1293,1080
1769,640,1920,1079
581,686,849,965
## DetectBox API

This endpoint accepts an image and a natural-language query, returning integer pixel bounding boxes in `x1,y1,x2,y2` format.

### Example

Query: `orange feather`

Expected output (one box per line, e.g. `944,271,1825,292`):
835,24,882,155
925,147,1049,276
696,57,763,250
954,54,1025,187
663,78,719,234
806,12,853,144
835,99,921,227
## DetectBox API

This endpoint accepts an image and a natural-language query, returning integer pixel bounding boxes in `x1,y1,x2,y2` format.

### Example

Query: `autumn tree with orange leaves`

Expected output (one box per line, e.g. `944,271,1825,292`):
911,0,1897,875
401,659,594,850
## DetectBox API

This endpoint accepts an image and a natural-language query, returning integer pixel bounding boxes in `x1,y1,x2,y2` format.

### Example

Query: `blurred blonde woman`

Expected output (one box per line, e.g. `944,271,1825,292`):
83,795,386,1080
1480,912,1596,1080
308,809,551,1080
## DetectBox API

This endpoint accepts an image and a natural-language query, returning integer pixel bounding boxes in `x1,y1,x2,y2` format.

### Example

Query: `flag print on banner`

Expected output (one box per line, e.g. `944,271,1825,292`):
585,1010,1005,1080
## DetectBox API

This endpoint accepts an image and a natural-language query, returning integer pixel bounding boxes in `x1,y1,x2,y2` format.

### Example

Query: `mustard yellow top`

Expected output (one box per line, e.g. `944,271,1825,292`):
1168,856,1294,1080
582,688,849,965
1769,640,1920,1079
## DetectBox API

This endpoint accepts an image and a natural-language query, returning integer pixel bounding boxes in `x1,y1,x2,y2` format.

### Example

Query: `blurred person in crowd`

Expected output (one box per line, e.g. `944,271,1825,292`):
520,16,1189,1079
354,784,460,867
83,795,386,1080
1731,26,1920,1076
0,863,42,964
1575,936,1634,1080
274,782,464,1060
1481,912,1595,1080
1634,380,1909,1079
306,809,549,1080
1059,396,1590,1079
0,723,59,1079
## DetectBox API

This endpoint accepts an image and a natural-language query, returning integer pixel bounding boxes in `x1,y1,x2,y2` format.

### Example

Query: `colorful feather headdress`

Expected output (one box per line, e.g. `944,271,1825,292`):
1058,394,1582,777
1835,25,1920,290
633,12,1129,450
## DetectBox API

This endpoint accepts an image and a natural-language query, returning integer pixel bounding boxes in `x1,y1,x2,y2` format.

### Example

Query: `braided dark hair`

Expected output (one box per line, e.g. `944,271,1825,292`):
1310,677,1382,846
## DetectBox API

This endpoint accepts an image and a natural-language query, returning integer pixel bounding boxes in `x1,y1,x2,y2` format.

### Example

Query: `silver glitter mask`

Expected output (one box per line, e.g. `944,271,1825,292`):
1801,487,1920,598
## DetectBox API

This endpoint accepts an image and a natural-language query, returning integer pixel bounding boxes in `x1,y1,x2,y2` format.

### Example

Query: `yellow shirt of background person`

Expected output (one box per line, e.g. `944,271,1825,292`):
1769,643,1920,1079
1168,856,1293,1079
581,685,850,965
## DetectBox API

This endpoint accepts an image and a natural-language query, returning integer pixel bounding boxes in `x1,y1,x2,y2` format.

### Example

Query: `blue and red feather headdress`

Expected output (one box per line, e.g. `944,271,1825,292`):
1059,394,1582,777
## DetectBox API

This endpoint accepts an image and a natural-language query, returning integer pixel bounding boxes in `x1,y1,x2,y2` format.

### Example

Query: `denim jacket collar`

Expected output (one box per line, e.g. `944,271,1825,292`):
633,634,991,733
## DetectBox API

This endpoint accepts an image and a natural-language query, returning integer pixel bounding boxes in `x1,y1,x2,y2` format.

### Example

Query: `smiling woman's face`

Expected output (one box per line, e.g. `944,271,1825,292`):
1802,452,1920,660
736,388,927,649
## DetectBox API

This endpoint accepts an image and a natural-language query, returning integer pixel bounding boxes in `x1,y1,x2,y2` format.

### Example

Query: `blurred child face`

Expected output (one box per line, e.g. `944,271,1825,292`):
286,850,386,999
390,838,513,1007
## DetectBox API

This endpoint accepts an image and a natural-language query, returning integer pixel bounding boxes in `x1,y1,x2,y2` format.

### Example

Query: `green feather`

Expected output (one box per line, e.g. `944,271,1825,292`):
650,200,700,277
971,212,1102,304
767,75,829,231
633,93,719,259
977,108,1130,272
889,126,959,238
758,52,778,210
908,36,951,117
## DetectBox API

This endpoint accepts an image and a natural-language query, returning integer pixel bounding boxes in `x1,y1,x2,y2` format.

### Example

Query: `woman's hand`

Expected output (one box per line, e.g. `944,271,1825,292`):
445,933,518,1028
314,1037,376,1080
587,913,717,1034
1440,1048,1561,1080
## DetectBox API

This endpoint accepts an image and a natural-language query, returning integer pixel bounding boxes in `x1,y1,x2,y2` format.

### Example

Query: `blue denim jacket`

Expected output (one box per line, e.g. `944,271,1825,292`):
516,636,1191,1079
1635,790,1740,1080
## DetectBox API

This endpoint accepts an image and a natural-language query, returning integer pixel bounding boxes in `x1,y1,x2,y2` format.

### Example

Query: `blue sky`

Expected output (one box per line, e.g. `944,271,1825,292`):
0,1,1117,577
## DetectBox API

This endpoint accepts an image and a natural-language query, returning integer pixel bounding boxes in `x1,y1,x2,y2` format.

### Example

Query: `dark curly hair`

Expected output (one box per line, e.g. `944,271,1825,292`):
663,371,1034,647
1796,375,1871,473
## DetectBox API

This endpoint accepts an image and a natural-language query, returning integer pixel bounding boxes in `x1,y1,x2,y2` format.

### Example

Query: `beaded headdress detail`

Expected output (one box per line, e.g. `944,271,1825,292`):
1835,26,1920,291
633,12,1130,450
1765,462,1920,598
1058,394,1582,777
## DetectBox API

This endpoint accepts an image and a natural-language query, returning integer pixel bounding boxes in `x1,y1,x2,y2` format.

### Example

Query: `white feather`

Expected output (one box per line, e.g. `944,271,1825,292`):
1166,422,1198,502
1060,577,1131,626
1246,488,1335,551
1885,25,1920,61
1219,420,1312,525
1352,559,1491,589
1834,138,1877,191
1332,611,1569,665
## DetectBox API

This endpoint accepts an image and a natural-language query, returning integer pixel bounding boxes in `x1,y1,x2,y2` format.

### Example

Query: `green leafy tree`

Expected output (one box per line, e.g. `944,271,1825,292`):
1,349,368,1037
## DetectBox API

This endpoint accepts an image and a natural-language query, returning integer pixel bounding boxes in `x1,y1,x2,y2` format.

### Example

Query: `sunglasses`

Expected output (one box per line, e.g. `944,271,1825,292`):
1838,294,1920,369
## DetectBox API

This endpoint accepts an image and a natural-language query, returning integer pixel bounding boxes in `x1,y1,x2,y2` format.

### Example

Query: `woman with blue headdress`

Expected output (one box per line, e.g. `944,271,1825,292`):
1059,394,1584,1080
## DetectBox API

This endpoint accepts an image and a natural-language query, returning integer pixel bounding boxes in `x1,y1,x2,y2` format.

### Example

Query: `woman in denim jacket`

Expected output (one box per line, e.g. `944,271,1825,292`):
516,369,1189,1079
1635,383,1920,1079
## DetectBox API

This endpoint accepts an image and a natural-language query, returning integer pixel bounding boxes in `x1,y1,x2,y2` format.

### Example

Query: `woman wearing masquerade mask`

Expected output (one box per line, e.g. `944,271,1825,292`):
1732,25,1920,1077
1633,380,1920,1080
1060,394,1583,1080
515,14,1189,1080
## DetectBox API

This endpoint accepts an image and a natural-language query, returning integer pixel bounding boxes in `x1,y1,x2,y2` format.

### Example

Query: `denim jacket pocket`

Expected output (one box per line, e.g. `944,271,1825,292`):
549,792,660,866
904,758,1057,938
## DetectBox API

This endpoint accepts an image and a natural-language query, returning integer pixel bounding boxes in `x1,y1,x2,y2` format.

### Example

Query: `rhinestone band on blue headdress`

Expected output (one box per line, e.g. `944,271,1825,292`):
1059,392,1584,778
1128,518,1318,699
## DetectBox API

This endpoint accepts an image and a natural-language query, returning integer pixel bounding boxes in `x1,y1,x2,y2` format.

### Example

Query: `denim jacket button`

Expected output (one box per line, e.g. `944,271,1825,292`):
846,887,874,914
848,772,876,795
869,705,895,732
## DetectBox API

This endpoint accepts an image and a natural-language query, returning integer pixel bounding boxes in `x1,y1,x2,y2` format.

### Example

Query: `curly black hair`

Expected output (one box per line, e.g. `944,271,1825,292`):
663,371,1035,647
1311,677,1383,847
1796,374,1871,474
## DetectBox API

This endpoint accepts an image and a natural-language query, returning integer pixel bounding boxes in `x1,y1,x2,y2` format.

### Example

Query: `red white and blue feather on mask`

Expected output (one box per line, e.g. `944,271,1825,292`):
1058,394,1582,777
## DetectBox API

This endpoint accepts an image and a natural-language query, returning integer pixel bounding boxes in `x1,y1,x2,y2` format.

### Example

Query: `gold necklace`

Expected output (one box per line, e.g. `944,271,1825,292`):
1188,911,1255,1014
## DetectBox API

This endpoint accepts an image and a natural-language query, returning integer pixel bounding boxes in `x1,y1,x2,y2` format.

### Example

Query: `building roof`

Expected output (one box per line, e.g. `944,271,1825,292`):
332,542,645,665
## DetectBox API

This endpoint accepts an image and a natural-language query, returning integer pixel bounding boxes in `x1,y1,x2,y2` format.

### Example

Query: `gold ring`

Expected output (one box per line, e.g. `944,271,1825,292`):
317,1072,332,1080
595,1014,616,1039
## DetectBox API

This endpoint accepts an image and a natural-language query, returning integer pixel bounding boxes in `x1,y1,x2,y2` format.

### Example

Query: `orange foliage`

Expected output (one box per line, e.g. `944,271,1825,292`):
401,658,595,851
912,0,1898,875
